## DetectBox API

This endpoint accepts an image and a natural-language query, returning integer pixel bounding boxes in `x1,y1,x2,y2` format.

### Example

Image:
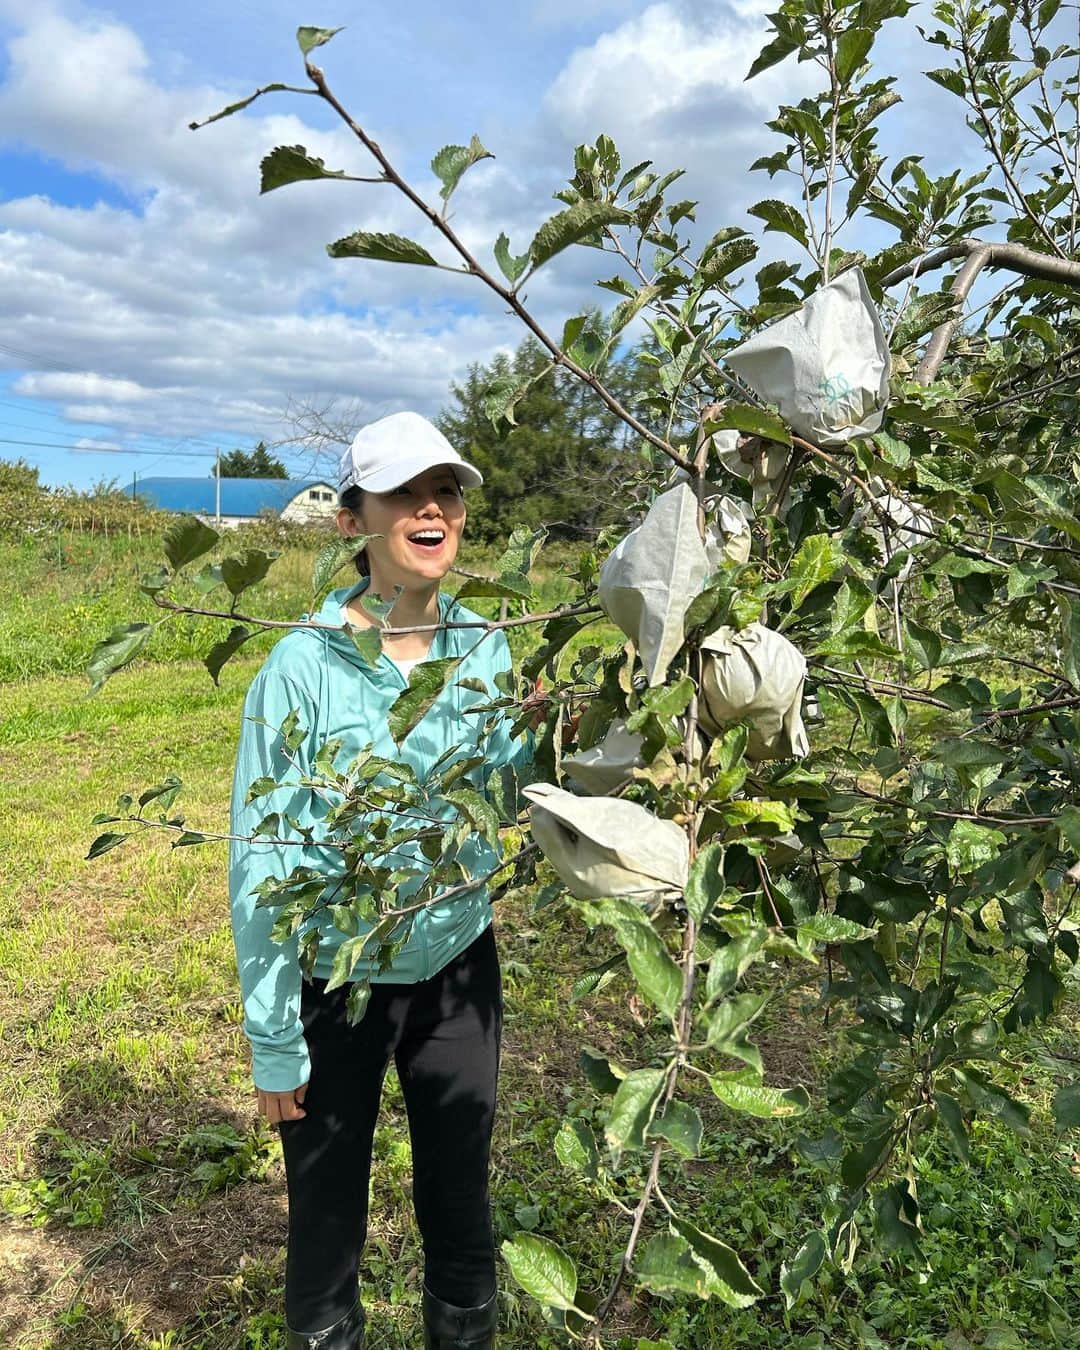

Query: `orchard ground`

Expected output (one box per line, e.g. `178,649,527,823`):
1,522,1078,1349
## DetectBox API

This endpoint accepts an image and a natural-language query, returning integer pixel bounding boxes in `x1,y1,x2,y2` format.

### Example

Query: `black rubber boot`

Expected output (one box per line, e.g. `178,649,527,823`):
422,1286,497,1348
285,1300,365,1350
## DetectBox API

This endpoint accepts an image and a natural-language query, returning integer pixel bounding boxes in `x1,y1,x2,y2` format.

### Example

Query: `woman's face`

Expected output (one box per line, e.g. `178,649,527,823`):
336,464,466,591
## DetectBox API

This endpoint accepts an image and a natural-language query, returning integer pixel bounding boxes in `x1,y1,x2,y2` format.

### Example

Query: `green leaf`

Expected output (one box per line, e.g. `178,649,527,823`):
705,930,768,1002
554,1119,600,1178
313,535,367,602
600,905,682,1021
605,1066,667,1155
453,575,532,603
443,787,501,853
935,1091,970,1160
945,820,1006,872
172,830,207,848
220,549,278,600
339,625,380,671
501,1234,583,1315
637,1232,714,1297
647,1101,703,1158
431,135,492,201
580,1046,624,1096
494,232,530,284
952,1066,1031,1135
297,25,343,54
86,831,130,859
703,402,792,447
1052,1082,1080,1132
781,534,843,610
747,199,809,248
835,26,874,82
686,842,728,926
260,144,353,194
746,35,799,81
780,1231,826,1309
797,914,876,944
873,1179,922,1255
327,231,439,266
387,657,462,742
709,1074,810,1118
699,237,758,290
87,622,153,694
163,514,219,572
905,619,941,672
495,524,547,580
528,201,631,269
928,739,1010,770
670,1216,764,1307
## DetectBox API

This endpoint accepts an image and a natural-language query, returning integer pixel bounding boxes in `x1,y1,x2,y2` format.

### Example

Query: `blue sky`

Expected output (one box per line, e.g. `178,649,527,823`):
0,0,972,491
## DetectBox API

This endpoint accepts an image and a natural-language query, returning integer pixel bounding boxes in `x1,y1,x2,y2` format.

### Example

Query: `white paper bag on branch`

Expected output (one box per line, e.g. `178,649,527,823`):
698,421,789,510
669,467,755,567
724,267,891,447
562,720,644,795
523,782,689,900
597,482,709,686
855,479,932,583
699,622,809,761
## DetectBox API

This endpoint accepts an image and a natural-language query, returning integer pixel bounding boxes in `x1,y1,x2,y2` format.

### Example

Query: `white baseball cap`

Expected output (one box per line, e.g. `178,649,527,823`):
338,411,484,495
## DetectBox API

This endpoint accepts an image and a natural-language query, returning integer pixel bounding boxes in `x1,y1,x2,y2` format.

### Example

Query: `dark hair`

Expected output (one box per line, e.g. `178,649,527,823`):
339,484,369,576
339,470,465,578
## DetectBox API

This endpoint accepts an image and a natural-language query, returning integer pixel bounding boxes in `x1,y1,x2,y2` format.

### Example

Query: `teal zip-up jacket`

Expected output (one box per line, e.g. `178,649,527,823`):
228,578,532,1092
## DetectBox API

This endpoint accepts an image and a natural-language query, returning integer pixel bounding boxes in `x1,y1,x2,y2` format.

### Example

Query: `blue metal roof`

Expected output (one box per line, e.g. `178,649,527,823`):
134,477,336,517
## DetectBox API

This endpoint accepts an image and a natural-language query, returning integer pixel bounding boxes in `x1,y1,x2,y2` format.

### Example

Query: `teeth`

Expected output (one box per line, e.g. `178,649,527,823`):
410,531,445,542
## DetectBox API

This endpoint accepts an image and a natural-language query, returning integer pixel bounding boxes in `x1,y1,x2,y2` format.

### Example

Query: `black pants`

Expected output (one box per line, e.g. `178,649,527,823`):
279,923,502,1333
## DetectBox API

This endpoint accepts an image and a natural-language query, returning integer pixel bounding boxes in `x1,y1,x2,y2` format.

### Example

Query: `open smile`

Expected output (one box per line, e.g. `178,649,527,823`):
406,527,447,552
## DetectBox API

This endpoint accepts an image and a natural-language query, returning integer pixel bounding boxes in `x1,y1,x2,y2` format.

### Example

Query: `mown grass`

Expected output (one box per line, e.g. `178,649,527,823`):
1,527,1077,1349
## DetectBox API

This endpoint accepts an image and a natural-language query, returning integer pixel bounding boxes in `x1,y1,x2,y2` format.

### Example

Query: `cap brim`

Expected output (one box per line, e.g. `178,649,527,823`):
349,452,483,494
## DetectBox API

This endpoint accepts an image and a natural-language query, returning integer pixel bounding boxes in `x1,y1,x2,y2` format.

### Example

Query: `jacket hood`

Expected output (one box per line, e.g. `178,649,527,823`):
300,576,464,677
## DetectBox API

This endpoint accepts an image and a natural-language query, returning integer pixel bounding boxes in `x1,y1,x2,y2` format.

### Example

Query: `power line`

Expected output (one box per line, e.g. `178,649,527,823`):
0,435,218,457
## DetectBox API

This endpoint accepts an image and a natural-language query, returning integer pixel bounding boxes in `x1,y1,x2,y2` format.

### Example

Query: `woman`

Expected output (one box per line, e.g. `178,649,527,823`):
228,411,533,1349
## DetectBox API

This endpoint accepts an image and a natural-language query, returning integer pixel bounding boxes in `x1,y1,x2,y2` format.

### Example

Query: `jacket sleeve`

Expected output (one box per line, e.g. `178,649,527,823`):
228,667,321,1093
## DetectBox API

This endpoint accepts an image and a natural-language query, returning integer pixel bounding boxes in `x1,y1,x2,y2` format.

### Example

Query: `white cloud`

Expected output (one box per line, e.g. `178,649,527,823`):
13,372,152,402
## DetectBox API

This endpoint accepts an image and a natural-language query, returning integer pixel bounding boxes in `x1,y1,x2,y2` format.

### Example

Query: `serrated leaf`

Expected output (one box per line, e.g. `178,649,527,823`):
746,34,799,80
431,134,492,201
297,25,343,55
554,1119,600,1178
501,1234,583,1315
709,1074,810,1118
797,914,876,944
836,26,874,82
605,1066,667,1155
704,402,792,447
327,231,439,266
670,1216,764,1307
86,831,130,860
87,622,153,695
260,144,352,194
945,819,1006,872
529,201,631,269
636,1232,714,1297
387,657,462,743
580,1046,624,1095
313,535,368,602
220,549,278,600
494,232,530,284
747,198,809,247
699,237,758,290
443,786,501,852
1052,1082,1080,1131
347,625,383,669
780,1231,826,1309
686,841,727,925
163,515,219,572
647,1101,703,1158
172,830,207,848
905,619,941,671
596,900,682,1020
928,739,1010,770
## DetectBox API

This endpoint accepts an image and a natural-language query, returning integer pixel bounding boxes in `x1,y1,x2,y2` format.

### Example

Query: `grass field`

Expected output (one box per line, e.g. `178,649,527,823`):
1,525,1078,1349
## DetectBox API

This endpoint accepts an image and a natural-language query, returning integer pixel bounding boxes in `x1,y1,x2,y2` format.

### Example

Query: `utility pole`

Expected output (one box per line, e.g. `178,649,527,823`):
132,470,137,502
215,449,221,524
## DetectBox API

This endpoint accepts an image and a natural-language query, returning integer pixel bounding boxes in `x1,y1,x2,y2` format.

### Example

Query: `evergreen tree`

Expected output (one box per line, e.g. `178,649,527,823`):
214,441,287,478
